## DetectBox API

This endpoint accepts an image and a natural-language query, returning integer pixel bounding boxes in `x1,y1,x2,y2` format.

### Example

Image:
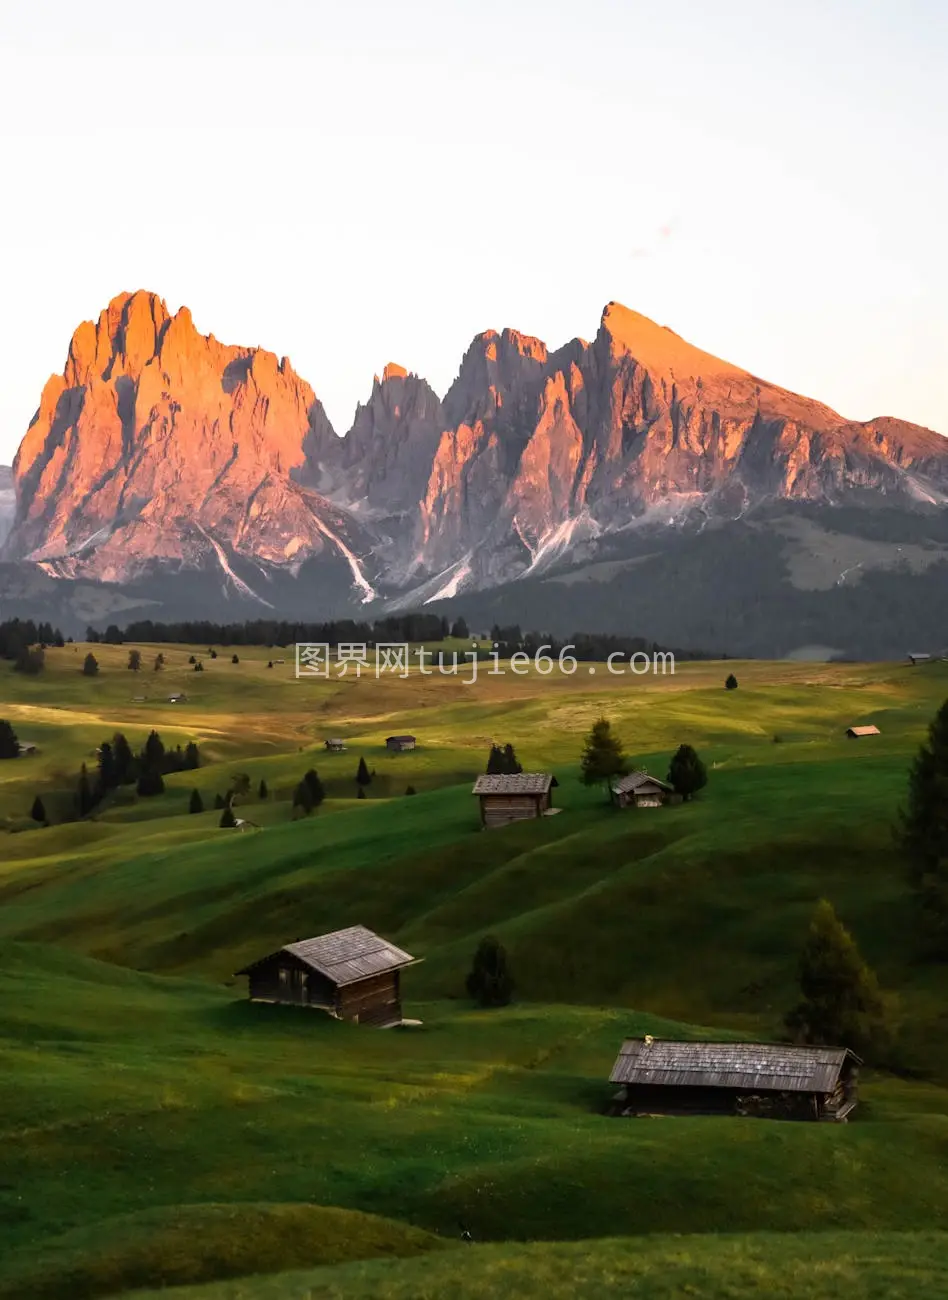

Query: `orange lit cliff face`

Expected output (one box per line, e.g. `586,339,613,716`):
9,291,351,581
4,292,947,601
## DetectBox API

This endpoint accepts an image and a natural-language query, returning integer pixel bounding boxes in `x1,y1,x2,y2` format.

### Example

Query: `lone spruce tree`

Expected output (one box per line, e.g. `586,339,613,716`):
725,673,738,690
465,936,514,1007
0,719,19,760
188,788,204,814
580,718,628,795
898,696,948,952
785,899,890,1057
667,744,708,800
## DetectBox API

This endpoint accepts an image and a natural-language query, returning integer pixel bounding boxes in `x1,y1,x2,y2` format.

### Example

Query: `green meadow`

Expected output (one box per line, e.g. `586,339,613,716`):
2,641,948,1298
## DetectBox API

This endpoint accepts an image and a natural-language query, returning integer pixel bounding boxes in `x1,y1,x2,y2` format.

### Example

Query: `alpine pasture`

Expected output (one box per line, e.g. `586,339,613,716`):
2,640,948,1300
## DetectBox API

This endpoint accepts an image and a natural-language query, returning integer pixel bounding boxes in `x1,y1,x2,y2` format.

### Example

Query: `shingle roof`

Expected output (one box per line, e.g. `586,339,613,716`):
472,773,554,795
386,735,416,743
611,771,674,795
237,926,416,987
609,1039,860,1093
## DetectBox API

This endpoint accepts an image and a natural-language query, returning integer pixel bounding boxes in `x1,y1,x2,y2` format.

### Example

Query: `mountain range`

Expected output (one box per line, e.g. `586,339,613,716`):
1,290,946,657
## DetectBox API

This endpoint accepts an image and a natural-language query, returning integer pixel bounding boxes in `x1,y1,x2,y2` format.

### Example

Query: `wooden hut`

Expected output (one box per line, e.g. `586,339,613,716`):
235,925,419,1027
386,735,416,752
472,773,554,828
324,738,347,752
907,653,931,665
846,725,880,738
609,1038,861,1121
611,771,675,808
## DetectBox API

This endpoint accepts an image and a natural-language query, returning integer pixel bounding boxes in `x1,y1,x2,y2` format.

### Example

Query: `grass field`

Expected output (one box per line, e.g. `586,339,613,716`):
2,642,948,1297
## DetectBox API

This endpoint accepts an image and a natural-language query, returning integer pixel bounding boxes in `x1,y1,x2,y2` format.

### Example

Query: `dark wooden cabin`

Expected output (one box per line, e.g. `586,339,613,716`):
235,925,419,1027
609,1038,861,1121
472,773,554,829
324,738,347,752
386,735,416,752
610,771,676,809
846,725,880,738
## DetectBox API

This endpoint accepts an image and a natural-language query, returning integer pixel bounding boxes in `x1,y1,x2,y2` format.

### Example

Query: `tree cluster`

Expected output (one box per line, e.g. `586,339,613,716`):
486,743,522,775
0,619,64,660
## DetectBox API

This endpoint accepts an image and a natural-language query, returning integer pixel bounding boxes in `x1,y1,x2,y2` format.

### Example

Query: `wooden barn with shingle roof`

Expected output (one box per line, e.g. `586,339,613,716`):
609,1038,861,1121
235,926,419,1027
472,772,555,828
610,771,676,809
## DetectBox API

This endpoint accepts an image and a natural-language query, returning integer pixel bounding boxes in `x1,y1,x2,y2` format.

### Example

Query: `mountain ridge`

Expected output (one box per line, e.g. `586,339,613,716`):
1,290,946,652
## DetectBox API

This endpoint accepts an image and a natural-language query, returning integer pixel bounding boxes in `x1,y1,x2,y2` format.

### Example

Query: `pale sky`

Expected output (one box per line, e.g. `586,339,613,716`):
1,0,946,463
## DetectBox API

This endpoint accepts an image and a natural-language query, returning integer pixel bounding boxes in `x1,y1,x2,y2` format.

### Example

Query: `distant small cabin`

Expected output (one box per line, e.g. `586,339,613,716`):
131,695,147,702
472,773,554,829
17,742,37,757
611,771,676,809
324,738,347,753
386,735,416,752
232,818,259,832
235,925,419,1027
167,693,187,704
609,1038,861,1122
846,725,880,738
908,653,931,665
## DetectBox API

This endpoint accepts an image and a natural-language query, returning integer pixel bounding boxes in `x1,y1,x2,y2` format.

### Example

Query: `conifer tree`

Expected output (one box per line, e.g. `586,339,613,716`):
725,673,738,690
189,788,204,814
30,795,46,823
292,781,315,815
303,769,325,807
77,764,95,817
785,899,891,1056
143,730,165,773
355,756,371,788
137,768,165,797
127,649,142,671
899,697,948,949
82,652,99,676
667,743,708,800
112,733,135,784
580,718,628,792
466,936,514,1007
0,719,19,760
219,804,237,828
258,778,268,800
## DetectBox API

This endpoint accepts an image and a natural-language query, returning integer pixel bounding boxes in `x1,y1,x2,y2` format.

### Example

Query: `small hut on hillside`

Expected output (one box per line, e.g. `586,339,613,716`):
846,725,880,738
386,735,416,752
609,1038,861,1121
907,653,931,665
324,738,347,753
235,925,419,1027
472,773,554,828
611,771,676,809
16,742,37,757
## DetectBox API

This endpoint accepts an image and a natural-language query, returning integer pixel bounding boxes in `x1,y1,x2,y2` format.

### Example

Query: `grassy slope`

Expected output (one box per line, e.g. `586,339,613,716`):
3,648,948,1296
118,1232,948,1300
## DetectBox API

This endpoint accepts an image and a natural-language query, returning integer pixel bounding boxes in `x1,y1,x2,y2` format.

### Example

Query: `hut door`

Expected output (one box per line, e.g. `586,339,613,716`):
298,971,309,1004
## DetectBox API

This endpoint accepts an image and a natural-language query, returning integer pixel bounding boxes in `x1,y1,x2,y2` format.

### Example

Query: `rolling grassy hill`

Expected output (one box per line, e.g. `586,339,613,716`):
2,643,948,1296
